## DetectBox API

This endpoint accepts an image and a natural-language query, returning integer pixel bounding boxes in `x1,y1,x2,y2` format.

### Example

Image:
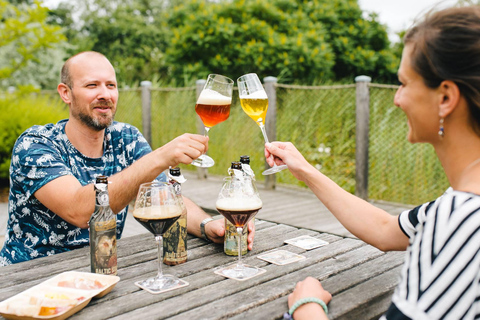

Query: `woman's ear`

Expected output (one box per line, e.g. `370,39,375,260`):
57,83,72,104
438,80,460,118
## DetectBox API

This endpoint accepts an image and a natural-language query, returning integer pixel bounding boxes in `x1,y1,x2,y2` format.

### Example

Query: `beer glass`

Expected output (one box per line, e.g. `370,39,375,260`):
216,175,263,280
237,73,288,175
192,74,234,168
133,182,183,292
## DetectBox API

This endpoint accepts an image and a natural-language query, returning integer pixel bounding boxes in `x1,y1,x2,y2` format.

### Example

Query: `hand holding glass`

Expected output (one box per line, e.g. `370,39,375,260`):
133,182,183,293
192,74,233,168
237,73,287,175
216,175,263,280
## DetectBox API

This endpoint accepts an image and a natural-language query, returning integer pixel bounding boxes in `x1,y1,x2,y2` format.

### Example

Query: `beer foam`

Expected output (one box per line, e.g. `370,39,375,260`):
239,90,268,100
197,88,232,105
215,197,263,211
133,205,182,219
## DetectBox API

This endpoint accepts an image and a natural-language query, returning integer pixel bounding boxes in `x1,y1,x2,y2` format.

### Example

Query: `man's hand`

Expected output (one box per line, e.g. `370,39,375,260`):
205,218,255,251
155,133,209,169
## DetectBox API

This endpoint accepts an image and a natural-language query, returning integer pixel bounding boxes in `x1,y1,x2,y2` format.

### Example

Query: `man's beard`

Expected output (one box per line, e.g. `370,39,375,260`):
71,94,116,131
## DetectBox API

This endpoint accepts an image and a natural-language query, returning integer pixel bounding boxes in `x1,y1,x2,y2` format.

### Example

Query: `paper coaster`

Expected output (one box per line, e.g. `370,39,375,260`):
135,279,189,294
284,235,329,250
257,250,306,265
214,264,266,281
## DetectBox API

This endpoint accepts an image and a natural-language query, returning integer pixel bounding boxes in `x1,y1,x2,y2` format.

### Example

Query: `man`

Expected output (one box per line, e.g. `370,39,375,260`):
0,51,254,265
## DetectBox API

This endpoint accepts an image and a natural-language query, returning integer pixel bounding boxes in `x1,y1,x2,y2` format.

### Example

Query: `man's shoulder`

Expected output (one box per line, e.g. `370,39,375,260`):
18,120,67,140
107,122,145,142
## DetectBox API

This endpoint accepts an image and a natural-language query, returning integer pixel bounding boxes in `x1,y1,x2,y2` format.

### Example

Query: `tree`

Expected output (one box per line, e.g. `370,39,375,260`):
0,0,66,89
163,0,397,84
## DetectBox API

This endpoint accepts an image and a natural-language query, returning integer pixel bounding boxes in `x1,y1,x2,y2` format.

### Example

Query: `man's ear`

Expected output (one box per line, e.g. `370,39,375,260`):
57,83,72,104
438,80,460,118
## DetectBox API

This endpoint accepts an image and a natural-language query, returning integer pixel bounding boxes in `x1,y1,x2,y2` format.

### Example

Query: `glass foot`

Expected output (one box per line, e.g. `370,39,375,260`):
215,263,266,281
191,154,215,168
262,164,288,175
136,274,179,292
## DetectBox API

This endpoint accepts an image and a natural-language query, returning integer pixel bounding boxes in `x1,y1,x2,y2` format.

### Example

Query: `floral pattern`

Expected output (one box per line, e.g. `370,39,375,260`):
0,119,164,265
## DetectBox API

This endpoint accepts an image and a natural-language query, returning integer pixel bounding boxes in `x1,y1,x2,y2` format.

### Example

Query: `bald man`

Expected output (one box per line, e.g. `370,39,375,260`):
0,51,254,265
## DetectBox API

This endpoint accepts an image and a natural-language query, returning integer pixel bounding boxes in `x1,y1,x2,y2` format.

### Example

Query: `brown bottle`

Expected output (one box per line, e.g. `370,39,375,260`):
163,167,188,265
89,176,117,275
224,162,248,256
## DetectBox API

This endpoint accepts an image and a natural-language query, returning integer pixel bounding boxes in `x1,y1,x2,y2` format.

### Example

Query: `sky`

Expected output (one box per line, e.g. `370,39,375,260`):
357,0,459,42
43,0,459,43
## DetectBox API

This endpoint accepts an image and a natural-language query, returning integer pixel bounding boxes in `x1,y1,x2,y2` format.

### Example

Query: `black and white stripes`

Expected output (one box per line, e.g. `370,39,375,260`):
385,189,480,319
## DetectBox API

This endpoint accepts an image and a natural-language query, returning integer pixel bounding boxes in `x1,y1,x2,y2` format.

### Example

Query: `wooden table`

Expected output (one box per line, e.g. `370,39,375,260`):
0,220,405,320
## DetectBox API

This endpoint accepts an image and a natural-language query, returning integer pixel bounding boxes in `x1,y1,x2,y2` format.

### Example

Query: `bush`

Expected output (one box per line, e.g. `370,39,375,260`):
0,90,68,187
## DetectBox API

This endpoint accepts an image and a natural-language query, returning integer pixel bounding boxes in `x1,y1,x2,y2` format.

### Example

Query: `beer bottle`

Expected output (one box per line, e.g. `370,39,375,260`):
89,176,117,275
224,161,248,256
163,167,188,265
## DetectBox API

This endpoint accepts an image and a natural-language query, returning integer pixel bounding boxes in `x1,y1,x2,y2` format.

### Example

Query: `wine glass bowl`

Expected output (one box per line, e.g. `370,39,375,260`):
237,73,288,175
192,74,234,168
133,182,183,292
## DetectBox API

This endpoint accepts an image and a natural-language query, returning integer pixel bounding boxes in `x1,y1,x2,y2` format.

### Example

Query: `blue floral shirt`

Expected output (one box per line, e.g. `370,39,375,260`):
0,119,165,266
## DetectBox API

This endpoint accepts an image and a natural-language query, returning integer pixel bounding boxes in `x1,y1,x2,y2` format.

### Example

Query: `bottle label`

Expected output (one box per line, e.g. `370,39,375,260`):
163,212,187,265
224,220,248,256
90,218,117,275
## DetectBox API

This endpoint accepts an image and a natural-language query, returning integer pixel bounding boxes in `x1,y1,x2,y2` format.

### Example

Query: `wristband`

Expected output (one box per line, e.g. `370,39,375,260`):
200,217,214,242
288,297,328,318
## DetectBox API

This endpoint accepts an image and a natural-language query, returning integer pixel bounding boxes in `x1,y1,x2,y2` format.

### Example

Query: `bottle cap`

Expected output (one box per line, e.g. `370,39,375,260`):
168,167,187,183
239,155,250,164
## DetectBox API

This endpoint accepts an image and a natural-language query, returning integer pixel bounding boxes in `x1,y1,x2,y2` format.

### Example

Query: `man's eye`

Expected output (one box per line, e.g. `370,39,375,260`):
86,84,96,87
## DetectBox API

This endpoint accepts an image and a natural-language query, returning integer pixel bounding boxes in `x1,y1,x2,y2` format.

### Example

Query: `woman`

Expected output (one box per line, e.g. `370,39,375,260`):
266,5,480,319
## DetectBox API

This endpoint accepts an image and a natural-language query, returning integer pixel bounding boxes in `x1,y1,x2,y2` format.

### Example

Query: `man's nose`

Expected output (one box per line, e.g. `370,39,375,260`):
97,84,113,100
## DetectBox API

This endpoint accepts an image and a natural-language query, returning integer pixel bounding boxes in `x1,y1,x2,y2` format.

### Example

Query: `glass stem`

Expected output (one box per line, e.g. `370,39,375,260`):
259,123,278,167
155,235,164,279
237,227,244,268
259,123,270,144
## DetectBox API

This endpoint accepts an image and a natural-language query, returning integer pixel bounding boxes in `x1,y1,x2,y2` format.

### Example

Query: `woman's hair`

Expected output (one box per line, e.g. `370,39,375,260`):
404,5,480,135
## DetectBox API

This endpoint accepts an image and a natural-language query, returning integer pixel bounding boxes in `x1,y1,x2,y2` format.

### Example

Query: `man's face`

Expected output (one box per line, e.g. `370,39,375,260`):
68,54,118,131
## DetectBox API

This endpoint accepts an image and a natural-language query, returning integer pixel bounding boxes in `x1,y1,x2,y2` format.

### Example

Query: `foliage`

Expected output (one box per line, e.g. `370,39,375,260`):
0,0,66,89
163,0,397,84
0,91,68,186
48,0,398,86
49,0,170,86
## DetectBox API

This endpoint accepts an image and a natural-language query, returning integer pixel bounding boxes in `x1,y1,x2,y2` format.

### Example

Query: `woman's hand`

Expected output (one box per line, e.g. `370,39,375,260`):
288,277,332,320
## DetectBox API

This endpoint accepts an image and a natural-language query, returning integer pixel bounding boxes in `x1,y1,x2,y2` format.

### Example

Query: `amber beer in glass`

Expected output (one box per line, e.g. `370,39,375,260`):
191,74,234,168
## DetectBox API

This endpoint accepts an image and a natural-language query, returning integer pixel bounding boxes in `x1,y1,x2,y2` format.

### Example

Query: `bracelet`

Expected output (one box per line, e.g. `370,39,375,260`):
288,297,328,318
200,217,214,242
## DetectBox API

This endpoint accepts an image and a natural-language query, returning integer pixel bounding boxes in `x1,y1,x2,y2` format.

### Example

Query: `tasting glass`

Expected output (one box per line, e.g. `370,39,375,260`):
237,73,288,175
133,182,183,293
192,74,234,168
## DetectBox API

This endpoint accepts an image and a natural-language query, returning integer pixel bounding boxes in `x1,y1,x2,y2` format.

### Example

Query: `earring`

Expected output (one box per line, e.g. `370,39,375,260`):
438,118,445,138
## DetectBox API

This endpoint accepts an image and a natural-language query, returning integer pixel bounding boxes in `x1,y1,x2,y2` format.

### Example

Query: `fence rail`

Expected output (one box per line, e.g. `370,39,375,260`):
36,77,449,205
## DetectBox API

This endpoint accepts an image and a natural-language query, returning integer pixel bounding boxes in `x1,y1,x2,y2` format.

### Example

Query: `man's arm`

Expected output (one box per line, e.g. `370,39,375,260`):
184,196,255,250
34,134,208,228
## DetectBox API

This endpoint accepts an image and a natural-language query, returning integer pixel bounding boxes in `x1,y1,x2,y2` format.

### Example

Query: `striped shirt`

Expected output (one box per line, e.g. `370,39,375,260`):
382,188,480,319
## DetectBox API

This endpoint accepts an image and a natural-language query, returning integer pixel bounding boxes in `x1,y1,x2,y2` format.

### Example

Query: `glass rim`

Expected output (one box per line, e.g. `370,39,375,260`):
237,73,260,83
138,181,169,188
207,73,234,84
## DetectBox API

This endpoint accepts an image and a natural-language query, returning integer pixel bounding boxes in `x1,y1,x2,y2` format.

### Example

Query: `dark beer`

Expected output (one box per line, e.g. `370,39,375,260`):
216,195,262,228
133,206,182,236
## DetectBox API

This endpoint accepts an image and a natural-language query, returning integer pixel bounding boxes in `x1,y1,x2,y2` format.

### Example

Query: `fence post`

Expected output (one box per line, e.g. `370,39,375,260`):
195,79,208,180
263,76,278,190
355,75,371,200
141,81,152,146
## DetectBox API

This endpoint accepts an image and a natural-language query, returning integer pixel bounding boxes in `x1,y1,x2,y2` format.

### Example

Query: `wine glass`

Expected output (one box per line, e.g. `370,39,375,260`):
133,182,184,293
192,74,234,168
215,175,263,280
237,73,288,175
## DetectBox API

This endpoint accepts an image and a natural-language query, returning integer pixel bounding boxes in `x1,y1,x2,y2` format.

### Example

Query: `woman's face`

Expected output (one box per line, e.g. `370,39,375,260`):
394,44,442,144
